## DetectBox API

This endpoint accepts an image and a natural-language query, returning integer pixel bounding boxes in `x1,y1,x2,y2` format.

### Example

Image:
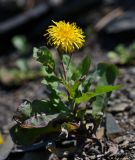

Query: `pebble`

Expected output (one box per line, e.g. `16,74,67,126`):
129,106,135,115
119,140,129,148
113,136,126,144
129,88,135,99
107,103,130,113
89,155,96,159
106,113,122,138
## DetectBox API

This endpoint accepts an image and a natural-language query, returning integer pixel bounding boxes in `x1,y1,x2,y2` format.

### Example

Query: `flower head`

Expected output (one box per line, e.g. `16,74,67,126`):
45,21,85,53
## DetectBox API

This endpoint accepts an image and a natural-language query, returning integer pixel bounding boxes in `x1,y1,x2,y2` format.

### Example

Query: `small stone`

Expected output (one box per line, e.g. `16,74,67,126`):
129,88,135,99
106,113,122,139
119,140,129,148
131,146,135,150
113,136,126,144
129,105,135,115
107,103,130,113
89,155,96,159
119,149,124,154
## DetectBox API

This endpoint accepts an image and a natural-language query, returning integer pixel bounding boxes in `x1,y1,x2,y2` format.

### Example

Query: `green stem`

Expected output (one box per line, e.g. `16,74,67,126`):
61,61,67,80
66,53,72,72
57,49,67,80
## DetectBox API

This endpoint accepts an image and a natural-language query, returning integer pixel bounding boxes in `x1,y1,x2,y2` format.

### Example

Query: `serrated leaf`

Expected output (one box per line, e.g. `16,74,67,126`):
33,46,55,73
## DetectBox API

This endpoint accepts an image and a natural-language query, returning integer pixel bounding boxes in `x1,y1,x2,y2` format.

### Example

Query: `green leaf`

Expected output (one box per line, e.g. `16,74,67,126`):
12,35,29,54
108,44,130,64
62,54,77,80
62,54,70,66
75,85,121,104
13,99,70,125
71,56,91,81
108,51,121,63
42,74,59,92
92,63,120,120
79,70,97,93
78,56,91,77
13,100,32,122
96,63,119,85
33,46,55,73
95,85,122,93
16,59,28,71
10,124,61,145
115,44,127,56
63,81,81,99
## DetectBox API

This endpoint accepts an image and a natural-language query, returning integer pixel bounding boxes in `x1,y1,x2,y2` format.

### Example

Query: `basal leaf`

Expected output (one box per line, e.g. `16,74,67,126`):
13,99,69,125
10,124,61,145
20,113,60,128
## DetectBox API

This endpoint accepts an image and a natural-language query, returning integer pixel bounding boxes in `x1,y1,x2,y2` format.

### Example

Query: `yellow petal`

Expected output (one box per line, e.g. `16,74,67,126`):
45,20,85,53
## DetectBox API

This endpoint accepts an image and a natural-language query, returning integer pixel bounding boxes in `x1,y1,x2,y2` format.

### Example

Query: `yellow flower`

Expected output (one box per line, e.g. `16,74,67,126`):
0,132,4,144
45,21,85,53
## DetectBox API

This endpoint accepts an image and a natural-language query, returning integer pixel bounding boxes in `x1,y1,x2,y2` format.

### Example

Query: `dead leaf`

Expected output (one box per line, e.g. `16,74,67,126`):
96,127,105,139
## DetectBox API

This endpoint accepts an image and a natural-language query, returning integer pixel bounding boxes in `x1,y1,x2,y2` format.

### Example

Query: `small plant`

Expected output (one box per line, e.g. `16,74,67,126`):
108,43,135,65
0,35,43,86
10,21,121,155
